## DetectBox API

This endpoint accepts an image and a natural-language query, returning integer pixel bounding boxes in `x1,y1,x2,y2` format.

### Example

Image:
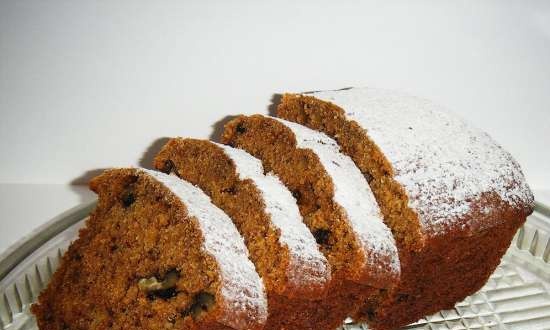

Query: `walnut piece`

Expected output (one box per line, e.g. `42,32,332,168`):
138,269,179,293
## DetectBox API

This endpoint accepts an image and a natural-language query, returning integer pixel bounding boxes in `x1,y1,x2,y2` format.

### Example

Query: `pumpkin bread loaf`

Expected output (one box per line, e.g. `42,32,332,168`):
277,87,535,329
153,138,333,329
30,87,535,330
31,168,267,330
221,115,400,329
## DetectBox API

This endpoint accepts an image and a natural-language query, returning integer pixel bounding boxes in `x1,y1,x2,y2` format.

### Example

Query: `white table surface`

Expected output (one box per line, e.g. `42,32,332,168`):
0,184,548,256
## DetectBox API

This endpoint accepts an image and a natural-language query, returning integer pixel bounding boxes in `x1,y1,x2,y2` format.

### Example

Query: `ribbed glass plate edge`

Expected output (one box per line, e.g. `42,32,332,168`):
1,202,549,330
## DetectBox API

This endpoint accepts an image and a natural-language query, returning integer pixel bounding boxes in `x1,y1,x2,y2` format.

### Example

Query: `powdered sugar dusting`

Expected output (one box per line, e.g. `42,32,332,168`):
273,118,400,275
308,87,534,235
215,143,332,289
140,169,268,330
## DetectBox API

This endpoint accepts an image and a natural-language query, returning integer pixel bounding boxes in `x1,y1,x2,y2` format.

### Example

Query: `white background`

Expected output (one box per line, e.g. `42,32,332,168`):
1,0,549,188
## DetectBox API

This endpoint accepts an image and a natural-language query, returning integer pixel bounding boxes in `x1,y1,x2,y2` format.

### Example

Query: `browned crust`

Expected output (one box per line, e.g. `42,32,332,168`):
31,169,260,330
265,279,377,330
362,217,522,330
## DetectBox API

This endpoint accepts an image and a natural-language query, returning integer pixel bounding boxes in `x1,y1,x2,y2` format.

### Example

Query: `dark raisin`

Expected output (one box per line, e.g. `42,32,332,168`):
236,123,246,134
396,294,409,303
364,307,376,320
121,191,135,208
167,313,177,323
189,292,215,319
147,287,177,300
148,247,160,259
364,172,374,183
313,229,331,246
162,159,175,174
127,175,139,185
221,186,236,195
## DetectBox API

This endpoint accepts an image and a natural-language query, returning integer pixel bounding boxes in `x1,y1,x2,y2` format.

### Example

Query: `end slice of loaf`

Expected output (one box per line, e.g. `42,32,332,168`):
277,87,534,329
32,168,267,330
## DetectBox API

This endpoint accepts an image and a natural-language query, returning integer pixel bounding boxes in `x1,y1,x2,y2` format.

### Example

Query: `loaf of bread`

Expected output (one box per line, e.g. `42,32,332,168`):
277,87,535,329
32,87,534,330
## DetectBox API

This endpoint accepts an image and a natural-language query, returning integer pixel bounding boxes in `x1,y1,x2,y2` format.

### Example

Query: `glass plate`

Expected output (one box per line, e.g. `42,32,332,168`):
1,201,549,330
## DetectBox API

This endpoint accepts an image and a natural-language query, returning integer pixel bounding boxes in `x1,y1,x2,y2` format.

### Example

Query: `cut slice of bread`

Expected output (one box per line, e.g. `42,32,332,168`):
222,114,400,329
32,168,267,330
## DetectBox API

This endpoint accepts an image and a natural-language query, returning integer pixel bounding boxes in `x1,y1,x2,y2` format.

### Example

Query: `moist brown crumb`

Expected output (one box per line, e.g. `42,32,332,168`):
31,169,235,330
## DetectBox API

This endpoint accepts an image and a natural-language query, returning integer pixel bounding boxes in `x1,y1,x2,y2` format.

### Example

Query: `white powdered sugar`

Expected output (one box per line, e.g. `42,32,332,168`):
215,143,332,288
273,118,400,275
140,169,268,330
307,87,534,235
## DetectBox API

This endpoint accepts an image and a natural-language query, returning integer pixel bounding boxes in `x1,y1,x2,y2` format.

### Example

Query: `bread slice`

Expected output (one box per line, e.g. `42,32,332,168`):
154,138,331,295
277,87,535,329
31,168,267,330
154,138,332,329
221,115,399,328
